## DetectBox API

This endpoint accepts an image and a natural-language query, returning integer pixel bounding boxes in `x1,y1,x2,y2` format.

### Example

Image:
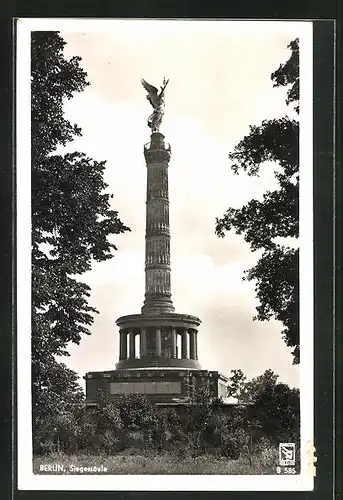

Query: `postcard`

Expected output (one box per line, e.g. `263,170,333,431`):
16,18,314,491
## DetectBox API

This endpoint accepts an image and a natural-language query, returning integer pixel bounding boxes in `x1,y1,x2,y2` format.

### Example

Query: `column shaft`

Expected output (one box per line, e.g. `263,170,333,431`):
171,328,177,358
181,330,188,359
155,328,162,356
119,330,123,360
141,134,175,315
189,330,196,360
120,330,127,360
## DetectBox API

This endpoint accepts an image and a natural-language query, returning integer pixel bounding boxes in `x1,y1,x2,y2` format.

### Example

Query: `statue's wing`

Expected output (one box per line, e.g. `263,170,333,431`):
141,78,159,97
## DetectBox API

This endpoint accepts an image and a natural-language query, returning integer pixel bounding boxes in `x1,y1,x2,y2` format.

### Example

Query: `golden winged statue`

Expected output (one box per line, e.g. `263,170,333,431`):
141,77,169,132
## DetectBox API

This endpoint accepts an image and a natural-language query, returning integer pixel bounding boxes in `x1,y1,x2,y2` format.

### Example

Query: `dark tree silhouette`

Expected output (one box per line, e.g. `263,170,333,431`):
215,39,299,363
227,369,300,444
31,32,130,432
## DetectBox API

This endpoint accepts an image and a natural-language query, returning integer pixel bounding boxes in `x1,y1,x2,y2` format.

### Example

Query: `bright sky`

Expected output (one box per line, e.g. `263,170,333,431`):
57,20,304,389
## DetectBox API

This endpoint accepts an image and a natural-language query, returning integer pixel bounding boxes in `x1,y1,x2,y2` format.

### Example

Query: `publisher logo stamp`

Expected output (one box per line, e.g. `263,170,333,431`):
279,443,295,466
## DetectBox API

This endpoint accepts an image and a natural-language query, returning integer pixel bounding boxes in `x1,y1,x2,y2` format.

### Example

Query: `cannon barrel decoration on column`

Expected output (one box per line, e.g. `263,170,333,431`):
84,79,229,405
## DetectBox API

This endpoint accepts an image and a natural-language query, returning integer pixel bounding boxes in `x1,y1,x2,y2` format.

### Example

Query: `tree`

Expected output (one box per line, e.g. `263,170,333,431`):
239,369,280,404
227,369,300,445
33,360,84,454
31,32,130,433
33,360,84,425
243,370,300,445
251,381,300,445
227,368,278,403
215,39,299,363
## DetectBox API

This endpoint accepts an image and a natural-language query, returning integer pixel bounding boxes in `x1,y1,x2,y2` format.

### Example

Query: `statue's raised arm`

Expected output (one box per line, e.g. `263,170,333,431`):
159,77,169,97
141,77,169,132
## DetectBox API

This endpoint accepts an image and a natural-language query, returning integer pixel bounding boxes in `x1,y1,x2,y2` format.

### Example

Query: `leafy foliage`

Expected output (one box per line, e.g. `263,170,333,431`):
33,360,84,424
215,38,299,363
227,369,247,399
237,369,280,403
34,371,299,459
271,38,299,113
115,393,157,431
32,360,84,454
227,369,300,446
247,247,299,358
31,32,130,433
220,427,250,459
228,369,286,402
251,381,300,445
31,32,87,161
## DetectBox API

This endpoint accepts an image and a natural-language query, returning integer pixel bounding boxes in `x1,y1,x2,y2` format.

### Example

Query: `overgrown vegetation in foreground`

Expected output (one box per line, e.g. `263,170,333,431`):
33,377,300,474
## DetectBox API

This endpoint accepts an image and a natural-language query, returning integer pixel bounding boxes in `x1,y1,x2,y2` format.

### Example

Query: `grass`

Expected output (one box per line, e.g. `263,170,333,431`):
33,447,280,475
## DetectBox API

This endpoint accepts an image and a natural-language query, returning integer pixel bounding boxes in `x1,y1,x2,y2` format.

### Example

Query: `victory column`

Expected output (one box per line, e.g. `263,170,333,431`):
85,79,228,405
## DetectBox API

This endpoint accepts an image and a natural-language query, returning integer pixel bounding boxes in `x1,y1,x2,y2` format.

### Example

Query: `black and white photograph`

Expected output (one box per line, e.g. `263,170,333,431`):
16,18,314,490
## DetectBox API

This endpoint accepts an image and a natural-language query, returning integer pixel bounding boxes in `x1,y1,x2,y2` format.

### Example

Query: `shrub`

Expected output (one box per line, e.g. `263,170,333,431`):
221,428,250,459
127,430,146,450
33,371,300,459
33,409,80,455
74,408,98,452
95,395,123,433
253,445,279,473
116,394,156,431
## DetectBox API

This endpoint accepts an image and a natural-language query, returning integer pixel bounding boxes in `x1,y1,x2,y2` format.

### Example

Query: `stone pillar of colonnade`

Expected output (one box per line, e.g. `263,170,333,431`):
171,328,177,358
189,329,196,360
195,330,198,360
129,331,136,359
140,328,147,358
155,327,162,356
119,329,128,360
181,329,188,359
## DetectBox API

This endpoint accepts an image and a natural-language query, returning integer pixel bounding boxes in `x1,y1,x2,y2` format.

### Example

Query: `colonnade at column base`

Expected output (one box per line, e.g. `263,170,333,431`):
115,312,202,370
